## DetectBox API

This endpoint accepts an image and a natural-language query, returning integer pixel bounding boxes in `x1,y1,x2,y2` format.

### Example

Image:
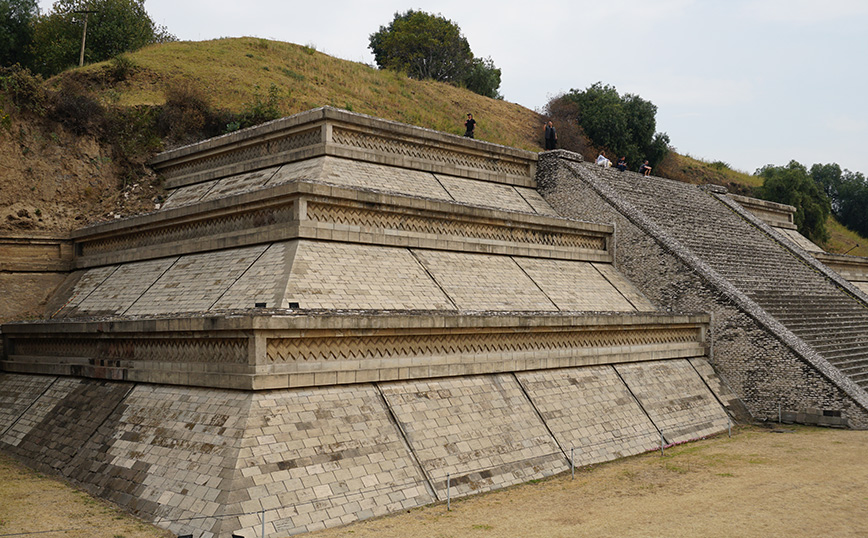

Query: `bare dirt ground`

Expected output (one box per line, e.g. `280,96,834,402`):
0,112,162,235
1,424,866,538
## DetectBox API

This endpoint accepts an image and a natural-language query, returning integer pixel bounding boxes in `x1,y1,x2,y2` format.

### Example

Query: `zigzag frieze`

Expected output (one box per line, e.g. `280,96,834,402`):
305,203,607,251
80,204,295,256
331,128,529,177
158,128,321,180
266,327,700,363
11,337,249,364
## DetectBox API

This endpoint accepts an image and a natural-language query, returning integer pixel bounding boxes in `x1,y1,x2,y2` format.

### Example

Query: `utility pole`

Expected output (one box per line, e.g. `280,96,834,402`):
74,10,98,67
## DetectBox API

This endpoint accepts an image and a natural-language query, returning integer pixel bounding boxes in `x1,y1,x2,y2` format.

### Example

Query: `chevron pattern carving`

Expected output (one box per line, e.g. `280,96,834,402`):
11,338,249,364
331,128,530,177
266,327,700,363
306,202,607,251
159,128,321,181
80,204,295,256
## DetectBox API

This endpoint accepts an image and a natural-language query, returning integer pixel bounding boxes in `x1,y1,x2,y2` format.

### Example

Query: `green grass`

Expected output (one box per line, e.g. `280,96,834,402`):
67,37,543,152
35,36,868,251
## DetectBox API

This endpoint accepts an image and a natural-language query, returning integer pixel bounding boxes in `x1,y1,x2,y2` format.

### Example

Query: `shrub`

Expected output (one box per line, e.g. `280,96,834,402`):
156,80,232,144
234,83,285,129
108,54,138,82
0,65,48,116
49,77,107,135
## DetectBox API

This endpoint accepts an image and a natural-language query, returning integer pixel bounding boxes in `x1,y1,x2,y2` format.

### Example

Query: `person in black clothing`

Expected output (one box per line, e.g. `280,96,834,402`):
639,160,652,176
544,121,557,150
464,113,476,138
616,156,627,171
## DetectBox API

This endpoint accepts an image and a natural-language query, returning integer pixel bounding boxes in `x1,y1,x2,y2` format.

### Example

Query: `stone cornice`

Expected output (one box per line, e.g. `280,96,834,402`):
1,312,710,390
71,181,613,269
149,107,539,190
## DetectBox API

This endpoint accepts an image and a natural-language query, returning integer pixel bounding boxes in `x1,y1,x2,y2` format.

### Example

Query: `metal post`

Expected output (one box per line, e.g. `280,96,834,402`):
570,447,575,480
260,508,265,538
728,417,732,438
660,431,664,456
778,402,782,424
446,473,451,511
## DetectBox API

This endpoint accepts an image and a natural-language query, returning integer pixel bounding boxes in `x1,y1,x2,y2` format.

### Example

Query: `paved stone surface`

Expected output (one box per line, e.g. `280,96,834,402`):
126,246,268,315
67,257,179,317
516,187,559,216
615,359,730,444
285,241,455,310
435,174,535,212
517,366,660,466
0,373,56,434
515,258,636,311
379,374,568,499
161,180,220,210
227,385,433,537
212,242,293,310
54,266,118,317
199,166,280,202
265,157,329,188
592,263,657,311
413,250,556,311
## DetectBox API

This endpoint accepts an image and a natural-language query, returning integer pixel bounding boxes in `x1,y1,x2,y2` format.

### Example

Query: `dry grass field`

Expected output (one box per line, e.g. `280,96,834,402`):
2,424,867,538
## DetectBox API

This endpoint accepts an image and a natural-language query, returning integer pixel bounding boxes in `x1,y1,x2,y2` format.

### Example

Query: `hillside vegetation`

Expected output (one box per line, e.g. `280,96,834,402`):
1,37,865,255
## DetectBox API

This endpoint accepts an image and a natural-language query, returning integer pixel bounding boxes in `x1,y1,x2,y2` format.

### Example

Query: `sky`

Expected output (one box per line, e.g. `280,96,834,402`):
38,0,868,175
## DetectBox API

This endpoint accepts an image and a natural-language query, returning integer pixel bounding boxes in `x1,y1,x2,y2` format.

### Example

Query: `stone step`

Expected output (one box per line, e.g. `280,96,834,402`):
790,323,868,338
816,347,868,363
834,358,868,373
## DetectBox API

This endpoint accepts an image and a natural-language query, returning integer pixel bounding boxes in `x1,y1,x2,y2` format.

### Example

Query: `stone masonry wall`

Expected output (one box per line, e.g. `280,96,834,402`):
1,359,729,537
536,151,868,428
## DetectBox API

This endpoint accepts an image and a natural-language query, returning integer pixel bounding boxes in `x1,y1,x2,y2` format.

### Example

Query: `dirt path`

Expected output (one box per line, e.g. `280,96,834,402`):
1,425,866,538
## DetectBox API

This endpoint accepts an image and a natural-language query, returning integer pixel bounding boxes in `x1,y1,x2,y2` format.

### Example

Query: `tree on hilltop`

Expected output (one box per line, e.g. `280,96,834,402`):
553,83,669,170
28,0,174,76
369,10,501,99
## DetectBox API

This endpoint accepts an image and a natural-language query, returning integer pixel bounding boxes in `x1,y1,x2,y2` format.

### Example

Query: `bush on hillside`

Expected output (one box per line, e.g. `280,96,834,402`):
554,83,670,171
0,65,47,115
157,80,231,144
49,76,107,135
232,83,284,130
541,96,594,158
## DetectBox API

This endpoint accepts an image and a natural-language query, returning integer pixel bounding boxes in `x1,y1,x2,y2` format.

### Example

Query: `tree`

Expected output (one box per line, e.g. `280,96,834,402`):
811,163,868,238
560,83,669,169
369,10,501,98
836,171,868,238
757,160,830,244
810,162,844,212
29,0,174,76
463,56,501,99
0,0,38,67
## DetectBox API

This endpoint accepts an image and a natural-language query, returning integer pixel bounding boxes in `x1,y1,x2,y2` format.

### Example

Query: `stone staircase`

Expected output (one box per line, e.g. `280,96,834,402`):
586,164,868,391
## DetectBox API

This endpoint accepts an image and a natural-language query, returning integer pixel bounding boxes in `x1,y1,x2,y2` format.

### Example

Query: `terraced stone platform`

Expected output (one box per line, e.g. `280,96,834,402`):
1,109,732,537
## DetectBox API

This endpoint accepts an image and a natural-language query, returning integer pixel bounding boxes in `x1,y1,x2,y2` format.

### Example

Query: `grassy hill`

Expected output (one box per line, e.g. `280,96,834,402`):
1,36,865,256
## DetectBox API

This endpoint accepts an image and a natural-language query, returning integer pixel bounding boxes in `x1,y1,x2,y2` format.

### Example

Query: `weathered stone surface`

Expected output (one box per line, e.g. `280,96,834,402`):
0,110,739,538
537,152,868,427
516,366,660,465
379,374,569,498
